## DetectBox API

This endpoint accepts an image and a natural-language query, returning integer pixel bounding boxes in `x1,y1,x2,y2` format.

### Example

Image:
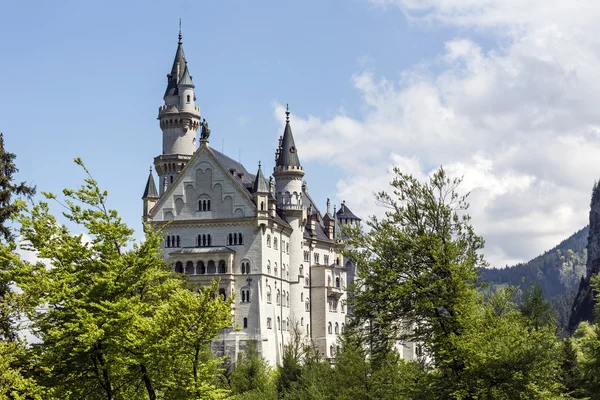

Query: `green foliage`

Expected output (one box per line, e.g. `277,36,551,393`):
480,226,588,333
14,159,233,399
229,341,276,399
345,166,486,364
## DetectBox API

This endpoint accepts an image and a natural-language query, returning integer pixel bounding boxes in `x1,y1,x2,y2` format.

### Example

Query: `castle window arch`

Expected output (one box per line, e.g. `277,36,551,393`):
240,261,250,275
267,318,272,329
341,323,345,333
218,260,227,274
301,317,304,326
330,345,335,357
274,237,278,250
175,261,183,273
187,94,191,103
335,323,339,335
328,322,332,334
267,286,272,303
197,261,206,274
267,260,271,274
335,277,340,288
166,236,171,247
207,260,216,274
238,233,243,245
299,265,304,276
218,288,226,299
243,317,248,328
276,289,281,306
286,292,290,307
260,201,265,211
186,261,194,275
277,317,281,330
240,287,250,303
274,262,278,275
267,234,271,247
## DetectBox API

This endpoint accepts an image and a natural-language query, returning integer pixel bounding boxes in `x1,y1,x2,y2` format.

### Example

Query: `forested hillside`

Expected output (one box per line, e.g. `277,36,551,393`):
480,226,588,331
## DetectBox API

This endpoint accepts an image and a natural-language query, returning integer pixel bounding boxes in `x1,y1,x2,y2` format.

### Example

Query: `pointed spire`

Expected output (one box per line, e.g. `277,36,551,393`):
179,64,194,87
142,168,159,199
276,105,301,167
178,18,182,44
252,161,269,193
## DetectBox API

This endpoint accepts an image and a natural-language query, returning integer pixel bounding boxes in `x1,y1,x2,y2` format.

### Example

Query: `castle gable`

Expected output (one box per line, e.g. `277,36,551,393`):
151,145,257,222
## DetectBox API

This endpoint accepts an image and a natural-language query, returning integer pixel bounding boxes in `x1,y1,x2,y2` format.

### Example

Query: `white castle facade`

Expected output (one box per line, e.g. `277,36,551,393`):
142,32,415,365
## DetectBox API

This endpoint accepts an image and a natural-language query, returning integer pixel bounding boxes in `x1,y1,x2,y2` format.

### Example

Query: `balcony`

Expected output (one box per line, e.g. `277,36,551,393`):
327,285,343,298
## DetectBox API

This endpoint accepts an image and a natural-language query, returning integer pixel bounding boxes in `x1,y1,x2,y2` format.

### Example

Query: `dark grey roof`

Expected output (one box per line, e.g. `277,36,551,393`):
178,64,194,87
164,41,187,97
212,149,255,186
337,202,360,221
304,218,333,243
252,163,269,193
142,171,159,199
276,122,301,167
302,191,322,216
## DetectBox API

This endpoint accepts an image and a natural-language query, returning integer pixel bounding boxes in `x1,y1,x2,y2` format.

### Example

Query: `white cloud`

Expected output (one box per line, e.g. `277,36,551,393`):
275,1,600,267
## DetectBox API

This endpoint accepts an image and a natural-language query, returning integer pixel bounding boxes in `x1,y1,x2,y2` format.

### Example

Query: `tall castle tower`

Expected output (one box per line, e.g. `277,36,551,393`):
273,106,307,325
154,26,201,195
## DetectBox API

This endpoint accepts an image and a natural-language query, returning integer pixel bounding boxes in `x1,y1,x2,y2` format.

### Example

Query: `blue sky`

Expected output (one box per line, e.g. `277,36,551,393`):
3,0,599,267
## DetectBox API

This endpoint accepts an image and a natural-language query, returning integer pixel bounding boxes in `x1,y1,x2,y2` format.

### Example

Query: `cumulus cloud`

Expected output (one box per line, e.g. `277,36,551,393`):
275,1,600,267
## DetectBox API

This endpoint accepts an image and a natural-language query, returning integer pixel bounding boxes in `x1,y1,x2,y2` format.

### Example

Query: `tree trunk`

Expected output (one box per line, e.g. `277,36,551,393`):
140,363,156,400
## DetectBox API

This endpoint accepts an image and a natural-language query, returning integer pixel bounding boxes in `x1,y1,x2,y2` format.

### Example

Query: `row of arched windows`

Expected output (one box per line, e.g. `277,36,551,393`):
328,322,344,335
198,199,211,211
227,233,243,246
197,234,212,247
174,260,227,274
273,289,290,307
327,276,343,288
241,262,250,274
166,235,181,248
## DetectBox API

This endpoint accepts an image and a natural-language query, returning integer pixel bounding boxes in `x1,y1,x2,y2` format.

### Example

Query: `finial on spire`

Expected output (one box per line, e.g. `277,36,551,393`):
149,166,153,173
285,104,290,122
258,161,262,168
178,18,182,44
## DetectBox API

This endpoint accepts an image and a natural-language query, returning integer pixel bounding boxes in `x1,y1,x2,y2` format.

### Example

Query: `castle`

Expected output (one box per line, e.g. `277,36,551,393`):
141,31,413,365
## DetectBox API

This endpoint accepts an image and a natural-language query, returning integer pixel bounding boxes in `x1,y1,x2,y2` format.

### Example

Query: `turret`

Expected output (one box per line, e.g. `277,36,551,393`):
252,161,270,226
154,24,201,195
273,105,304,211
142,168,159,221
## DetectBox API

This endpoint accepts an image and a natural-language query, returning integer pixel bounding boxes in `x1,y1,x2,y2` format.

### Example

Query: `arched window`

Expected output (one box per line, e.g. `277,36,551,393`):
207,200,211,210
335,277,340,288
243,317,248,329
176,236,180,247
228,233,233,246
301,293,303,302
282,291,286,306
186,261,194,274
260,201,265,211
286,243,289,253
207,260,216,274
175,261,183,273
286,318,290,331
341,323,345,333
267,234,271,247
328,322,332,334
208,234,211,246
336,257,340,265
301,317,304,326
197,261,206,274
218,260,226,274
166,236,171,247
238,233,243,245
218,288,226,299
233,233,238,245
274,237,278,250
277,317,281,330
330,345,335,357
299,265,304,276
187,94,191,103
267,286,272,303
276,289,281,306
267,260,271,274
335,323,339,335
274,263,278,275
286,292,290,307
305,300,309,311
267,318,272,329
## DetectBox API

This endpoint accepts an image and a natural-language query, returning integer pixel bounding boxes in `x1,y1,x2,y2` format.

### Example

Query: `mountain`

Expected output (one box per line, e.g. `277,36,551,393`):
480,226,588,332
569,181,600,331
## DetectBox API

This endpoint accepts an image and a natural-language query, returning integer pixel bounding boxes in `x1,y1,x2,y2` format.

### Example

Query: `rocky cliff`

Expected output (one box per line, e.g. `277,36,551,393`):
569,181,600,331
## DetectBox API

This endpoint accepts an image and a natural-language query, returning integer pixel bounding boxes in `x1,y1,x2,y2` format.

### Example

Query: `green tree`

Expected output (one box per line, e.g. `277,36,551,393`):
345,167,485,374
16,159,232,399
560,337,581,397
277,321,305,397
520,284,556,330
229,341,276,399
0,132,42,399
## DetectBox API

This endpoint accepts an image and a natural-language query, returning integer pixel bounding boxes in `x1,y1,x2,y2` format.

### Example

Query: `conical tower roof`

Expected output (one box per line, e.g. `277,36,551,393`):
252,162,269,193
179,64,194,87
164,31,187,97
337,201,360,221
142,169,159,199
276,106,301,168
